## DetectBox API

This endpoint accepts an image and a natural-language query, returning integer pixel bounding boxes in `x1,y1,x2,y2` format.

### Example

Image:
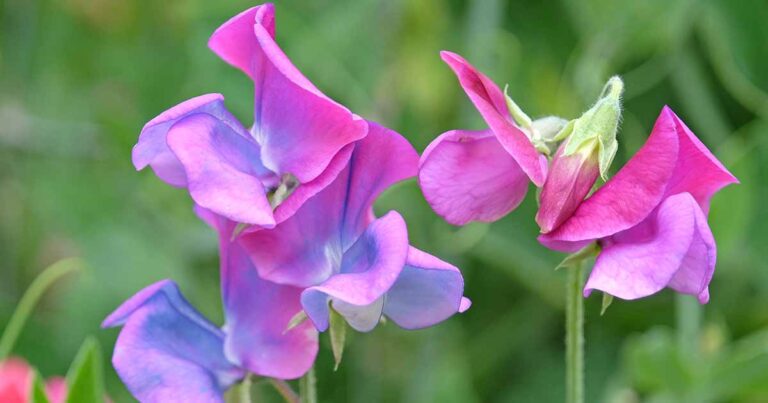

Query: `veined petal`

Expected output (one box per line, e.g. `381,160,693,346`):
221,239,318,380
301,212,409,332
383,247,467,329
440,51,547,186
208,4,367,183
166,113,275,227
419,129,529,226
540,107,680,249
583,193,716,302
664,107,739,213
133,94,259,187
240,124,417,287
102,280,243,403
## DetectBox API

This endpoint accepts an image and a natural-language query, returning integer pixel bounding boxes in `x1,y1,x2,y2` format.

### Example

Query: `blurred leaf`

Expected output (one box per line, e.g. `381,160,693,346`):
65,337,105,403
31,372,51,403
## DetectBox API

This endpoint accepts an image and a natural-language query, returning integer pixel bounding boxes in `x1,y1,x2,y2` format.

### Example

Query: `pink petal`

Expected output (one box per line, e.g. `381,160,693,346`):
540,107,680,249
584,193,716,302
419,129,529,225
44,377,67,403
440,51,547,187
0,358,33,403
166,113,275,227
301,212,410,331
383,247,467,329
208,4,367,183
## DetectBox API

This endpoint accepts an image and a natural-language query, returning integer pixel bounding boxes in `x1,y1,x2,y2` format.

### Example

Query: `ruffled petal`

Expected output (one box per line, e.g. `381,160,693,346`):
240,123,417,286
583,193,716,302
166,113,275,227
301,212,410,331
540,107,680,250
419,129,529,225
440,51,547,187
133,94,258,187
383,247,467,329
102,280,243,403
208,4,367,183
663,107,739,212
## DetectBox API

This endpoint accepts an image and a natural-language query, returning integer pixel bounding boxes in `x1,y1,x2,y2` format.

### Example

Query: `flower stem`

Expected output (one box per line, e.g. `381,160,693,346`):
239,374,252,403
0,257,82,359
675,293,701,358
565,261,585,403
299,366,317,403
269,379,299,403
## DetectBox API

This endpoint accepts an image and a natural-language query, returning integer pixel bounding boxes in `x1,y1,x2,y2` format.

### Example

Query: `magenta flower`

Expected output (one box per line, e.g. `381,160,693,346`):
0,358,68,403
418,51,548,225
132,4,366,228
104,124,469,401
539,107,738,303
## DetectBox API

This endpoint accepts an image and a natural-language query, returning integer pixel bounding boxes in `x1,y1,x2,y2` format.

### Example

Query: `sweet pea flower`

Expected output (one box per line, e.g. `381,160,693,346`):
0,358,67,403
104,124,470,401
418,51,549,225
539,107,738,303
132,3,366,228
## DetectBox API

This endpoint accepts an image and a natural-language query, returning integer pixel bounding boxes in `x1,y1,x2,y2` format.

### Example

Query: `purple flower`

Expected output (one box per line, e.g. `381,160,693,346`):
418,51,548,225
539,107,738,303
132,4,366,228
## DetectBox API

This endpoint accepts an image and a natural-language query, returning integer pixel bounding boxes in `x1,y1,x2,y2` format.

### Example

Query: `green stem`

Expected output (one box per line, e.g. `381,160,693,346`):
299,366,317,403
676,293,701,358
269,379,299,403
565,262,585,403
239,374,252,403
0,257,82,359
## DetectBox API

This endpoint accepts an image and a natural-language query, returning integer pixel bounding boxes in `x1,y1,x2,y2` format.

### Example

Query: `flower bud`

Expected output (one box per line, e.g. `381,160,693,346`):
536,76,623,233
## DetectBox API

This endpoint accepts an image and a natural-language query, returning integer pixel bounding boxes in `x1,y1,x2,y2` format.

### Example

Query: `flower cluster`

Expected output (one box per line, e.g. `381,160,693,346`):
0,358,67,403
104,4,468,401
419,52,737,303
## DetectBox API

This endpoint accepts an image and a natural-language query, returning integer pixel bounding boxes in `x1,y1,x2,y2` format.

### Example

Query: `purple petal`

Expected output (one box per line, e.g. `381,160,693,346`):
301,212,410,331
166,113,275,227
440,51,547,187
583,192,716,302
240,123,418,287
102,280,243,403
133,94,259,187
419,129,529,225
663,107,739,212
208,4,367,183
383,247,467,329
540,107,680,250
221,239,318,379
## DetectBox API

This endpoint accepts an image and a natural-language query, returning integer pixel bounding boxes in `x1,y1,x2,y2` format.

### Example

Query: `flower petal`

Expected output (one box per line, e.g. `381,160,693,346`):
102,280,243,403
133,94,255,187
166,113,275,227
540,107,680,250
419,129,529,225
301,212,410,331
583,193,715,302
663,107,739,212
440,51,546,186
383,247,467,329
208,4,367,183
240,123,417,287
0,358,33,403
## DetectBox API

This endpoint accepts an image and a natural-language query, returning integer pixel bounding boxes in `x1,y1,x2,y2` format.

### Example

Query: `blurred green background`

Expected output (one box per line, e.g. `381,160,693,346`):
1,0,766,401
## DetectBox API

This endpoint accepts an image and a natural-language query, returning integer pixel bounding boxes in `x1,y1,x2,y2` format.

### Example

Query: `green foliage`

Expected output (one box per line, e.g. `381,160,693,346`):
65,337,106,403
31,372,51,403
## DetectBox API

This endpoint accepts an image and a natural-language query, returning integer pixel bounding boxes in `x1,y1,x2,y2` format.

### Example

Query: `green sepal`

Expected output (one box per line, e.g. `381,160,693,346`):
329,306,347,371
555,243,600,271
65,337,106,403
31,371,50,403
283,310,308,334
601,293,614,316
503,84,533,129
230,223,250,241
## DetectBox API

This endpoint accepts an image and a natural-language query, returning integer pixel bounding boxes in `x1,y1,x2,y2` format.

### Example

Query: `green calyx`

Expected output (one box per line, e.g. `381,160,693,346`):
560,76,624,180
504,86,568,155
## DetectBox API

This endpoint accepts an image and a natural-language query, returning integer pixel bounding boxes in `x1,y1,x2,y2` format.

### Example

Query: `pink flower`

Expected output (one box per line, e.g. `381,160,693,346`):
0,358,68,403
539,107,738,303
418,51,548,225
132,4,366,228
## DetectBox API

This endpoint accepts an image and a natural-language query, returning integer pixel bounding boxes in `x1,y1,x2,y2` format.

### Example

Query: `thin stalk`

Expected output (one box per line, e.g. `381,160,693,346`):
299,366,317,403
676,293,701,358
565,262,585,403
269,379,299,403
0,257,82,359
